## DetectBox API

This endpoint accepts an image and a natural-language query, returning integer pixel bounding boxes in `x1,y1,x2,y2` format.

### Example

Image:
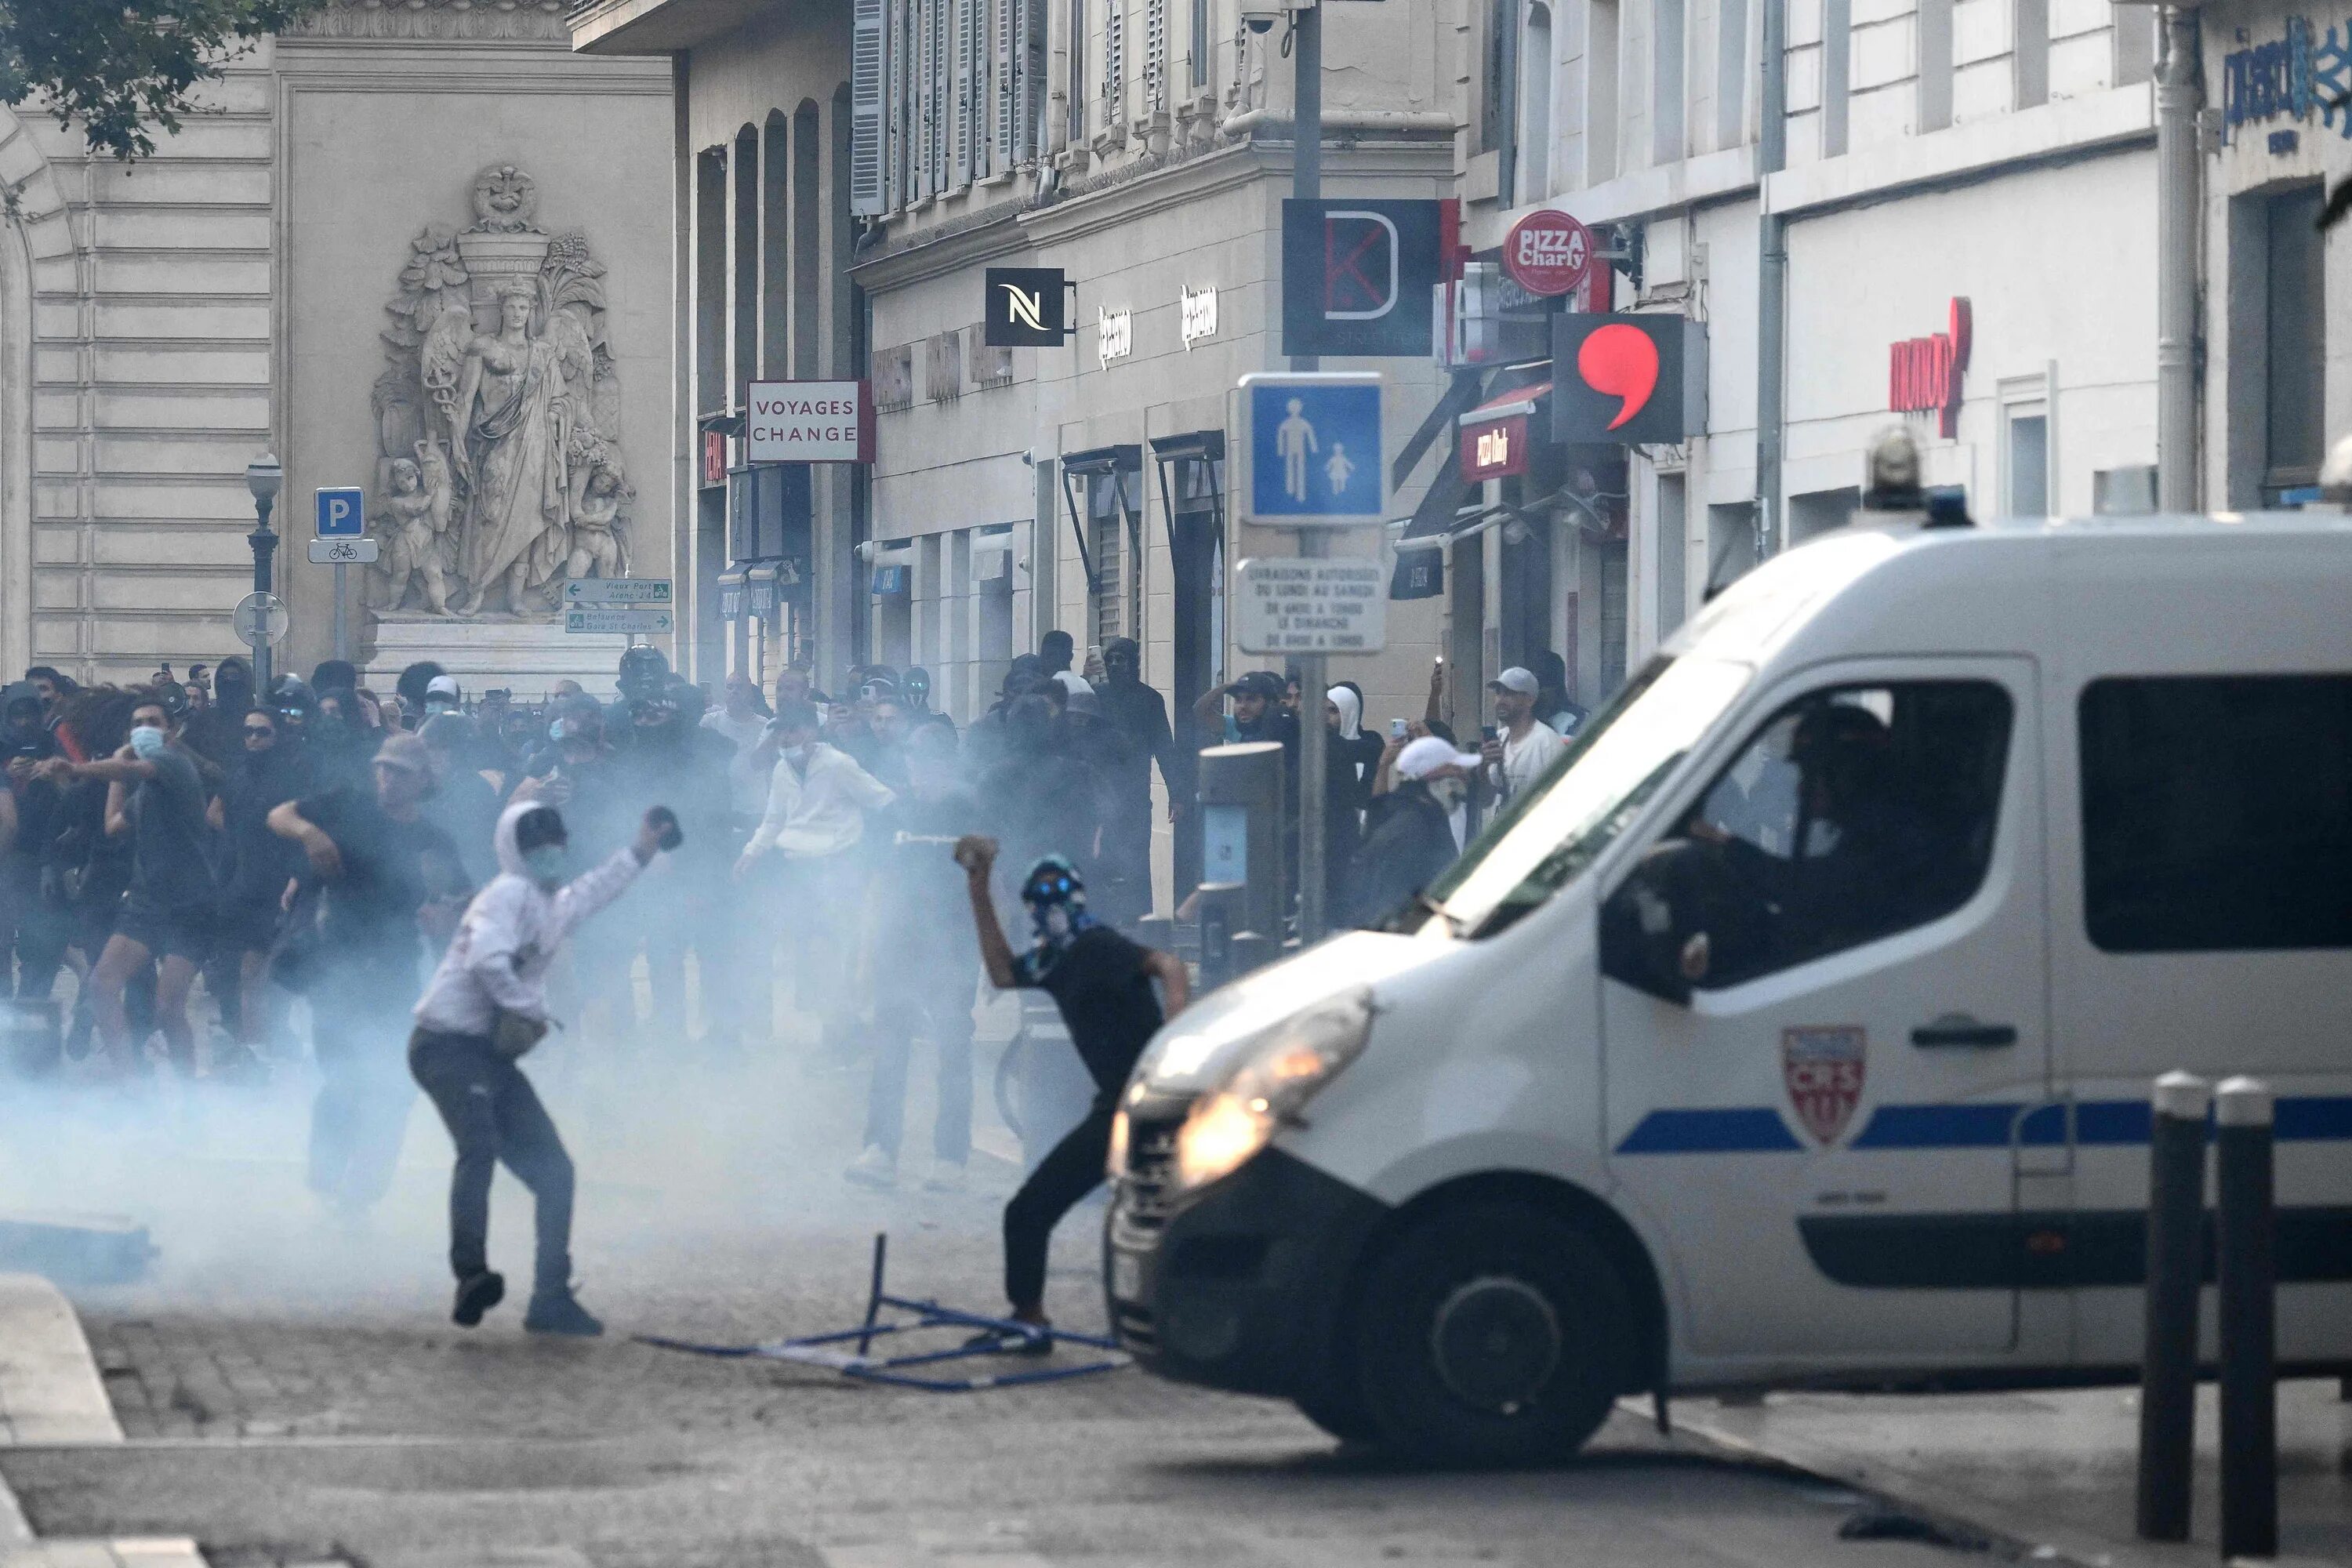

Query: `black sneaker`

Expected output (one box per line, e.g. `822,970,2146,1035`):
523,1287,604,1338
452,1270,505,1328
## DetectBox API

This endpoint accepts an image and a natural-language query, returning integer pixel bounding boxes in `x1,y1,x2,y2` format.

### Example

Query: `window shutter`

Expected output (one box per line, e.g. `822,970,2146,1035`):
1022,0,1047,158
1102,0,1123,130
931,0,951,191
1145,0,1165,114
953,0,975,184
996,0,1019,166
851,0,886,214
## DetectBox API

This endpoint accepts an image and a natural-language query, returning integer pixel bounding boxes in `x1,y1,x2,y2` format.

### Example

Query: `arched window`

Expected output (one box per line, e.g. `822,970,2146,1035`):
694,146,727,416
731,124,759,399
794,100,822,377
762,112,789,379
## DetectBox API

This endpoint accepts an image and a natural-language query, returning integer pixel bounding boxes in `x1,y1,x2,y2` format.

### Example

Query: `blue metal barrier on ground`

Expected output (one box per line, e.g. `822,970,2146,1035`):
637,1233,1129,1392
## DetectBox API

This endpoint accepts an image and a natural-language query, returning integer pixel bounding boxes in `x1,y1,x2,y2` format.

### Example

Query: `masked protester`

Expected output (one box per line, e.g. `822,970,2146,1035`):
1348,735,1476,927
210,703,311,1062
34,694,215,1074
2,684,64,1000
268,732,469,1216
845,724,981,1191
732,698,895,1063
615,685,732,1046
952,840,1187,1348
409,800,677,1335
420,713,502,887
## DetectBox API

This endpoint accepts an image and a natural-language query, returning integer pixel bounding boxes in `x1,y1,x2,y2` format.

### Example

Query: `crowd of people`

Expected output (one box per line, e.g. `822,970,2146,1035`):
0,636,1583,1326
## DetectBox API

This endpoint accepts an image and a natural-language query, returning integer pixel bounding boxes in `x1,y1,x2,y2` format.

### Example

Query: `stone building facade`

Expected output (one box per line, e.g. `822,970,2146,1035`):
2,0,673,695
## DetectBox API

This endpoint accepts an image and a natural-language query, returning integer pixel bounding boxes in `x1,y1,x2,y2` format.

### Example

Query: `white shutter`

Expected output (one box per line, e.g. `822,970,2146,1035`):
1102,0,1123,130
931,0,951,190
953,0,975,184
851,0,886,215
1145,0,1164,113
1024,0,1047,159
996,0,1018,166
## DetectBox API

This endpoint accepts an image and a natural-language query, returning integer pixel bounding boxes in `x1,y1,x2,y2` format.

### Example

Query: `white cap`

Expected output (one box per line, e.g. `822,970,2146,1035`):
1396,735,1480,780
1488,666,1539,696
426,675,461,699
1053,671,1094,697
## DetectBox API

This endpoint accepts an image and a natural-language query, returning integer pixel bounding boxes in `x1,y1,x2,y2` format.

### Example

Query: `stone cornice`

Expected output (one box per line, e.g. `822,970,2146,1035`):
286,0,570,44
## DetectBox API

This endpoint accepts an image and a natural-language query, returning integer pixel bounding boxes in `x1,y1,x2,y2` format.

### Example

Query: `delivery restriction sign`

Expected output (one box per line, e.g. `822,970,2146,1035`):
1501,209,1595,298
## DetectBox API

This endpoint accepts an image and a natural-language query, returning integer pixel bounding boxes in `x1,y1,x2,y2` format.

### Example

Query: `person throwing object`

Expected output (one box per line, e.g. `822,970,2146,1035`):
408,797,679,1335
953,837,1188,1348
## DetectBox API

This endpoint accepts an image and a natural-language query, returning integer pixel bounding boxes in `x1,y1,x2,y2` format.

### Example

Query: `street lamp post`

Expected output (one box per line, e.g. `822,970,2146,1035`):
245,454,282,693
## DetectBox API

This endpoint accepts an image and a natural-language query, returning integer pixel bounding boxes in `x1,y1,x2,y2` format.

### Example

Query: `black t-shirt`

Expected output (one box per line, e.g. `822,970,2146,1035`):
1015,924,1163,1097
128,749,216,914
295,786,464,954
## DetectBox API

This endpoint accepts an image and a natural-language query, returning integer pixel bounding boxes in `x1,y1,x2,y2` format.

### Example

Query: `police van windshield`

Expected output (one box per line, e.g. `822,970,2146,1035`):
1421,655,1753,937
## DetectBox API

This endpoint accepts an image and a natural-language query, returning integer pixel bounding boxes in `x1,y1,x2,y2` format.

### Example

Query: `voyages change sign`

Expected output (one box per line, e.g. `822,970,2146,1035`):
746,380,874,464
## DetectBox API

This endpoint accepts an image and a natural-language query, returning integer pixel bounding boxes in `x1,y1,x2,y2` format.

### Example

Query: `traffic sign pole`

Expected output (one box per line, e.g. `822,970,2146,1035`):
1290,0,1329,943
315,487,365,665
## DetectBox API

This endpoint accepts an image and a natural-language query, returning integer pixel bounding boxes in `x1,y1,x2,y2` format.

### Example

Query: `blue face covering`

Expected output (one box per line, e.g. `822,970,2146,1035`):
129,726,166,760
522,844,568,886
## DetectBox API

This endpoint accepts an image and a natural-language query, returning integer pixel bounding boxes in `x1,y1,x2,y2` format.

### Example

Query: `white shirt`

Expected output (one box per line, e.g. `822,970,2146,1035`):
700,708,768,750
1490,718,1565,800
414,801,644,1036
745,742,895,860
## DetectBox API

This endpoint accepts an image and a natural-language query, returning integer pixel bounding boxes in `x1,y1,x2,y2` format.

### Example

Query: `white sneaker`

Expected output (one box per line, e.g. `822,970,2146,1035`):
924,1160,968,1193
844,1145,898,1189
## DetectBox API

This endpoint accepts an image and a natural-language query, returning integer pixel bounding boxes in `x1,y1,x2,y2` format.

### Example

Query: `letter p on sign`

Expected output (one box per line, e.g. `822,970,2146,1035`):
316,486,365,538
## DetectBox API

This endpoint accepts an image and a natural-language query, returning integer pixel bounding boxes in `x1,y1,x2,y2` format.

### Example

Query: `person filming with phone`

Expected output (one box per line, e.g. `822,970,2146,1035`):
407,798,681,1337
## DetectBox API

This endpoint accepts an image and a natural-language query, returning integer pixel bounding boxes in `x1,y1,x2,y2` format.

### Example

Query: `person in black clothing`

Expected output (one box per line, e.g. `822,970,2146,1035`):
34,694,216,1074
953,838,1188,1344
1037,630,1075,681
846,725,981,1191
1084,639,1182,926
975,694,1109,892
209,703,310,1059
611,684,732,1046
419,713,503,887
2,684,64,1000
270,732,468,1215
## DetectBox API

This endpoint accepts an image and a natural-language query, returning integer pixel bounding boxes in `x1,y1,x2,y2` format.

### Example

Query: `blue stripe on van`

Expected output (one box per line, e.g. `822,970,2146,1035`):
1615,1096,2352,1154
1613,1108,1806,1153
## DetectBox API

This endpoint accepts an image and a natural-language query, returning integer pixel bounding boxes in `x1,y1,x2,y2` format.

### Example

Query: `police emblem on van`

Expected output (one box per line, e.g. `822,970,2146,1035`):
1782,1027,1866,1145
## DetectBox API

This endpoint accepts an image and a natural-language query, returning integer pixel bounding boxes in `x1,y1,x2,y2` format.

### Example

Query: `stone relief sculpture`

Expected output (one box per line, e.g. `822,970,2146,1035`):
373,164,630,617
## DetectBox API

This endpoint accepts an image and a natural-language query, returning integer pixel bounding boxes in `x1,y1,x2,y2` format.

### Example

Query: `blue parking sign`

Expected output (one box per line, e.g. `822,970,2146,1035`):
315,486,365,538
1240,373,1386,526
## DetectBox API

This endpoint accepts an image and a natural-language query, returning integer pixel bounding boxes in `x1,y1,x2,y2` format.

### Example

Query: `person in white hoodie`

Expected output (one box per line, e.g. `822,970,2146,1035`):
410,796,677,1335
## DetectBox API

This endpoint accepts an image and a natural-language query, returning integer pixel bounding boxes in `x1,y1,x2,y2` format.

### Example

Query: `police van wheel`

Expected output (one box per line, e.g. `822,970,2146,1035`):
1352,1203,1633,1467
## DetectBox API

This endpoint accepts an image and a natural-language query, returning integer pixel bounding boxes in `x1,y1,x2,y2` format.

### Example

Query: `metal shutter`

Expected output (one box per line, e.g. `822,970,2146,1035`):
851,0,886,214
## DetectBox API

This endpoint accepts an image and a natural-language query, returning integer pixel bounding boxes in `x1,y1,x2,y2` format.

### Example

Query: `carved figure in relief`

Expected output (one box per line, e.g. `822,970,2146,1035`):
371,454,455,616
374,165,630,620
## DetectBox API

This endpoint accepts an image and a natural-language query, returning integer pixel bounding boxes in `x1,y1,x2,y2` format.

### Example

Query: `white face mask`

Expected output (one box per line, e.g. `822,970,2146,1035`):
784,742,814,766
1427,775,1467,808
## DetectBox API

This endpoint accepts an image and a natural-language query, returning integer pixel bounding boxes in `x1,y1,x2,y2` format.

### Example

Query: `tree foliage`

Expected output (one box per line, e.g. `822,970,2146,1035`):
0,0,327,162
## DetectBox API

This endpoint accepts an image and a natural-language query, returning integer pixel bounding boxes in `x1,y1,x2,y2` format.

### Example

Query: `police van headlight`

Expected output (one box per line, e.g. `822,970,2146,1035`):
1173,989,1374,1194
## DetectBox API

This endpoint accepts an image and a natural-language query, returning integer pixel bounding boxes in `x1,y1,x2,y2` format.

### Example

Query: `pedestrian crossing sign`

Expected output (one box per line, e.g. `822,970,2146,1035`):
1234,372,1388,527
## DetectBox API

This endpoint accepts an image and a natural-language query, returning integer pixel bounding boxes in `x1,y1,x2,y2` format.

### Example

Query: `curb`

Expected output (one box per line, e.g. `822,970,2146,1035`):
1639,1396,2336,1568
0,1275,211,1568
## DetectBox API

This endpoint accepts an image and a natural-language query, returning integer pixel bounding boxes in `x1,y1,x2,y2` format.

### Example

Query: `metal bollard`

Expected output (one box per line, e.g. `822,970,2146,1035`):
1196,883,1240,992
2216,1075,2278,1561
2136,1069,2211,1543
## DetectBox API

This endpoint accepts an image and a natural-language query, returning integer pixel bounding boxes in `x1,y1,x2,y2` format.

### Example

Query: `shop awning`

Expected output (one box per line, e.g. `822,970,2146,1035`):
717,567,748,622
1058,444,1142,596
746,563,779,619
1459,379,1552,426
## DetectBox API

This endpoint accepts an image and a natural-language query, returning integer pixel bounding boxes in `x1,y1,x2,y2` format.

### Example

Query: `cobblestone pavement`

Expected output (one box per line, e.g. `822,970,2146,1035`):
0,1040,1965,1568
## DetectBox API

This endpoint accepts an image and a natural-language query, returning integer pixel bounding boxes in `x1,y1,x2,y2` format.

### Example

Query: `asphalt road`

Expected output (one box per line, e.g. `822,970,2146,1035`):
0,1036,1969,1568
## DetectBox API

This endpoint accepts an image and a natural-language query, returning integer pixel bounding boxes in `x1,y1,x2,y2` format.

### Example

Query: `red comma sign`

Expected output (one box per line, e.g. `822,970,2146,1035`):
1578,324,1661,431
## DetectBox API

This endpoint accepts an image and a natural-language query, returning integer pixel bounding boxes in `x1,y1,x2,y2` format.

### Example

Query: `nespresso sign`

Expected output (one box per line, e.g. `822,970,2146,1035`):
1889,297,1971,439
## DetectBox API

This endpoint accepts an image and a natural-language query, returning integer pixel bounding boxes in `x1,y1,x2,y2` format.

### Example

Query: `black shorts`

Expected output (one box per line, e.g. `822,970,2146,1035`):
212,899,284,957
111,897,212,964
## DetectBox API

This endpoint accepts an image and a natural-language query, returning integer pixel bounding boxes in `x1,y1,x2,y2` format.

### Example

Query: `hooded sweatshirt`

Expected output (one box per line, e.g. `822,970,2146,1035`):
412,799,644,1037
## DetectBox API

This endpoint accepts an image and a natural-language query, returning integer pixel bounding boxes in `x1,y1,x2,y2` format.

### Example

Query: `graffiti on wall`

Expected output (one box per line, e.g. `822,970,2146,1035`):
2222,16,2352,141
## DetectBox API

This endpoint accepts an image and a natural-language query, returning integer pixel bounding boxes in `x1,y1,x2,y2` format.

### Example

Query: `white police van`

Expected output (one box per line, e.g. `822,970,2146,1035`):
1105,503,2352,1465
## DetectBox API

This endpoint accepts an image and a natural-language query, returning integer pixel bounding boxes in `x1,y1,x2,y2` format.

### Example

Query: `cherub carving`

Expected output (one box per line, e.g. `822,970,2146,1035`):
372,445,455,615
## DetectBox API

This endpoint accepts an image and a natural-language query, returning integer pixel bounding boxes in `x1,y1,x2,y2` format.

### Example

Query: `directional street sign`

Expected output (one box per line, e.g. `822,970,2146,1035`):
1234,372,1388,527
565,608,673,635
309,537,380,564
562,577,673,606
315,487,365,537
1236,558,1388,655
232,591,289,648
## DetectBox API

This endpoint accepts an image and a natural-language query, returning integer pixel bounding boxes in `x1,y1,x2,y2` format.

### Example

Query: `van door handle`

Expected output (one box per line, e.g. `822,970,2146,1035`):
1911,1018,2019,1049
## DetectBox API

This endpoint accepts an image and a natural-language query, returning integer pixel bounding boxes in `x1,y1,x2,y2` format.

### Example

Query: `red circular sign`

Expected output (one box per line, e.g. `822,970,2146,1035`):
1502,209,1594,297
